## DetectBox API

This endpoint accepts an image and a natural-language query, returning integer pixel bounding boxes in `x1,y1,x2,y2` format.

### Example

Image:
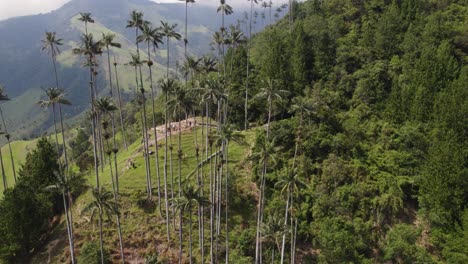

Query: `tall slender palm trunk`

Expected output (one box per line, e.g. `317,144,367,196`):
105,128,125,264
178,109,182,198
99,208,104,264
1,148,7,190
141,108,152,198
178,207,183,264
245,0,255,130
290,198,294,264
146,44,162,212
289,0,293,32
116,214,125,263
256,98,273,263
58,104,68,169
214,145,220,261
200,111,206,262
164,36,171,242
50,39,68,172
280,188,290,264
138,62,153,199
0,108,16,182
104,48,120,193
170,129,176,230
62,191,76,264
113,59,128,150
112,116,120,194
189,203,193,264
225,141,230,264
89,64,100,188
51,104,61,158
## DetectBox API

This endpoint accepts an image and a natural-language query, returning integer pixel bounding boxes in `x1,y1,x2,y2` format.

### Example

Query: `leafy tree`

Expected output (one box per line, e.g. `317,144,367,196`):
0,138,61,262
382,224,432,264
0,181,51,262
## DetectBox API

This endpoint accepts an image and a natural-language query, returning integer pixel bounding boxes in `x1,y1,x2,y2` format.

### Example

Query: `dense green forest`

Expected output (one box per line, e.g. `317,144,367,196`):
0,0,467,263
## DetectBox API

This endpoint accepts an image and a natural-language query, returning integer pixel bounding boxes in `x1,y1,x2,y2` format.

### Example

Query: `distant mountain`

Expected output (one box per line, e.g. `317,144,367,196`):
0,0,254,140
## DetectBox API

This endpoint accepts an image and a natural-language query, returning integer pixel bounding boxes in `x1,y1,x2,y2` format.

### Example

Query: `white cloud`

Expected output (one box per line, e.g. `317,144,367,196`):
0,0,265,21
0,0,71,20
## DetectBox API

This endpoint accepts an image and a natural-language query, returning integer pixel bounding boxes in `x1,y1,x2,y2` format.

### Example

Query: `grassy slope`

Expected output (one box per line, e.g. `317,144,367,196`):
29,125,256,263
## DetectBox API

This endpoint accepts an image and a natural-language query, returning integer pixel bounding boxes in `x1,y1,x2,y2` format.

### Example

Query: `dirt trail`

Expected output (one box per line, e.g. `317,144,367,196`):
124,118,206,170
146,117,198,147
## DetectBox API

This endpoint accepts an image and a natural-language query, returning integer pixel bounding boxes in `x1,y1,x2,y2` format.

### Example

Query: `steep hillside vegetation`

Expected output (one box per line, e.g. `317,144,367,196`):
0,0,467,263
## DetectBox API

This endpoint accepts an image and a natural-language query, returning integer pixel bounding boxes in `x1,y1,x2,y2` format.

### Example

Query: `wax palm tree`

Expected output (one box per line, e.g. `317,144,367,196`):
177,0,194,123
226,25,245,79
217,0,234,39
227,24,245,49
199,56,218,75
160,78,179,242
126,53,151,191
112,58,128,150
213,124,245,263
179,0,195,57
45,169,77,264
253,77,288,261
57,90,71,172
244,0,257,130
261,1,273,25
42,32,71,162
100,33,122,97
41,31,63,89
126,53,143,93
275,167,307,264
211,31,224,63
160,23,181,219
73,32,103,187
0,129,6,190
198,77,224,264
260,12,266,28
72,34,103,61
249,137,280,263
95,97,119,192
0,85,16,182
41,37,69,167
138,21,164,209
171,184,209,264
160,21,182,78
182,56,201,84
94,98,126,263
289,96,314,166
261,213,286,263
136,89,153,200
126,10,144,54
82,186,124,264
131,41,151,195
167,83,189,200
38,88,71,171
255,78,288,138
100,34,122,192
38,88,65,158
288,0,293,31
78,12,94,34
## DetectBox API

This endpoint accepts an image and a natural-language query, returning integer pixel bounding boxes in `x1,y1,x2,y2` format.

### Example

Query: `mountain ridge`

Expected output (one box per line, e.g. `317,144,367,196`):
0,0,251,141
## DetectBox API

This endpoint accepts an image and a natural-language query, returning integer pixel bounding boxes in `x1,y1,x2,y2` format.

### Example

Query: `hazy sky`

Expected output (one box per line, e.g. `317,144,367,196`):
0,0,250,21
